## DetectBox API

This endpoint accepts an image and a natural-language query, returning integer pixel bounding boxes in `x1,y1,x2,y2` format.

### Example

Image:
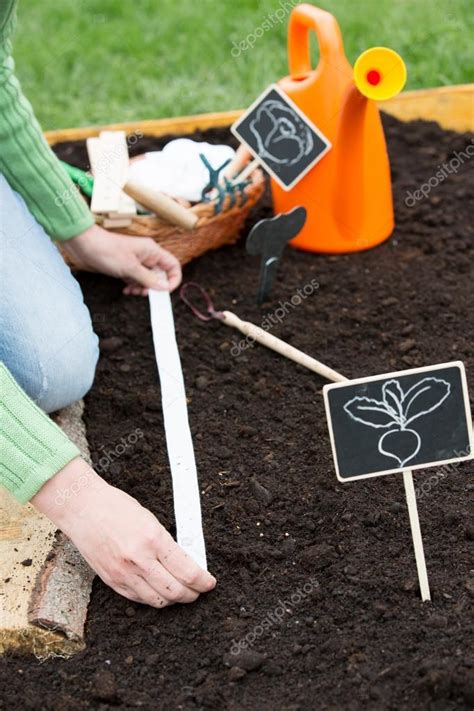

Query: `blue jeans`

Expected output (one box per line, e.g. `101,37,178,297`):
0,174,99,413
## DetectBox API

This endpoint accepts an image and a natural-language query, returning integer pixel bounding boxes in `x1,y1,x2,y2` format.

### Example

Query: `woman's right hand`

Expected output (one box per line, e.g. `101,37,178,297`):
31,458,216,607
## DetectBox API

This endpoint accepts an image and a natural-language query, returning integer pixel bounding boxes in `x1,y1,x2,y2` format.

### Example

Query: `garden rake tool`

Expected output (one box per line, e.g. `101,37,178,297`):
180,282,346,383
180,282,433,601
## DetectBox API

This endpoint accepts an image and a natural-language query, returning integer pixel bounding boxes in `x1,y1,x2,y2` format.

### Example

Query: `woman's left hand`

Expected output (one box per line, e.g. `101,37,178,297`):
63,224,182,296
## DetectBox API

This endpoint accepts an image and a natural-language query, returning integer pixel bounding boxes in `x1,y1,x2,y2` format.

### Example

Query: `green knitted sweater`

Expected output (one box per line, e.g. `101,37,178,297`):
0,364,80,503
0,0,94,240
1,1,88,503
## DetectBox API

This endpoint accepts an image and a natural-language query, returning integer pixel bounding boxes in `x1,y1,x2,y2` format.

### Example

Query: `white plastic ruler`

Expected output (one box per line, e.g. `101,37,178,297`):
148,289,207,570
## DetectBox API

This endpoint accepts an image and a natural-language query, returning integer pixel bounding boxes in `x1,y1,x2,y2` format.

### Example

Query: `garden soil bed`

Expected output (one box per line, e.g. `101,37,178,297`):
1,115,473,710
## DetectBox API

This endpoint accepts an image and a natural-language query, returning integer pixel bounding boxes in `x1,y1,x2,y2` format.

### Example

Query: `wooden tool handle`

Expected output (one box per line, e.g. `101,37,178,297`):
233,158,260,183
222,145,253,181
221,310,347,383
124,177,199,230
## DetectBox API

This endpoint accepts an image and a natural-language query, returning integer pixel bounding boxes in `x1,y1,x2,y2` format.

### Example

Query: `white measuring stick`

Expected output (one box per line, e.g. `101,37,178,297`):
402,470,431,601
149,289,207,570
221,310,347,383
220,307,430,599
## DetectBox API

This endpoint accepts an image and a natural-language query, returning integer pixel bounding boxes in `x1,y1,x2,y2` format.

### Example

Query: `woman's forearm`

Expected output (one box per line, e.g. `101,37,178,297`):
31,458,216,607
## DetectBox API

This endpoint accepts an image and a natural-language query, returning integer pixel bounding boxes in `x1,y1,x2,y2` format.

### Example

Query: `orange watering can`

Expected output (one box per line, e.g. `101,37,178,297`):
274,4,407,253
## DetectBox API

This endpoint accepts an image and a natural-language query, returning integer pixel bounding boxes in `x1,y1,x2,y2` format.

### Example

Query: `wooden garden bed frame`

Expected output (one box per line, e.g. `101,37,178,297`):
44,85,473,146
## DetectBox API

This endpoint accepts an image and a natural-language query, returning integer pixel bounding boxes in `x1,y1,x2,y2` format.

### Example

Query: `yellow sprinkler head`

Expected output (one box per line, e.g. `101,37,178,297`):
354,46,407,101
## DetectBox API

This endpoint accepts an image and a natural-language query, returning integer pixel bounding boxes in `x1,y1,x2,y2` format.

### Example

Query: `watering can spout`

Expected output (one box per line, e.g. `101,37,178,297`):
353,47,407,103
334,47,407,243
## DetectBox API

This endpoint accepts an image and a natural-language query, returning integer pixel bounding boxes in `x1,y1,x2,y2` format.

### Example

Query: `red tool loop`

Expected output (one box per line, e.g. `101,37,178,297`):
179,282,224,322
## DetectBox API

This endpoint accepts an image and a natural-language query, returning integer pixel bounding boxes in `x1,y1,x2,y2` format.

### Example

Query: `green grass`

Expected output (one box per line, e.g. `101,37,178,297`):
13,0,474,130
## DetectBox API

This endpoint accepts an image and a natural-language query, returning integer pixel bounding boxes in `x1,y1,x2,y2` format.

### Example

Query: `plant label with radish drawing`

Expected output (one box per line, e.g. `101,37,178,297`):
323,362,473,481
231,84,331,191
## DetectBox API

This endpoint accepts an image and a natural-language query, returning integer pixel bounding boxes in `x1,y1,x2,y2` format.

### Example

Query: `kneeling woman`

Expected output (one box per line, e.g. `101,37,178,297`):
0,0,215,607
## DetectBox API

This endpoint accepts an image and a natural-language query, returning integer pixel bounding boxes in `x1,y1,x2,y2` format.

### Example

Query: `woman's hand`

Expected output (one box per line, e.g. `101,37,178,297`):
32,458,216,607
63,224,182,296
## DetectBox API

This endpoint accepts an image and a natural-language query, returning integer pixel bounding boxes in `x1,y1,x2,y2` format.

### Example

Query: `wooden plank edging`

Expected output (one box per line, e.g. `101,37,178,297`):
0,402,94,659
44,85,473,146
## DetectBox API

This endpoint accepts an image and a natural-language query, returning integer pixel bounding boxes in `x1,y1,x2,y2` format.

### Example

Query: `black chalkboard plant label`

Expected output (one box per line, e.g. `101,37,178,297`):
323,362,472,481
323,361,473,601
231,84,332,191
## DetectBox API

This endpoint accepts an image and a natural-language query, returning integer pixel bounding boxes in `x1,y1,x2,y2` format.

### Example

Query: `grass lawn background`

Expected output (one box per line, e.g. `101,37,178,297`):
13,0,474,130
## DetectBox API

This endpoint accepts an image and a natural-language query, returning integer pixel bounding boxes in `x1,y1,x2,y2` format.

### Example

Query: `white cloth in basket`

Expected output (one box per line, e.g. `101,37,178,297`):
128,139,235,203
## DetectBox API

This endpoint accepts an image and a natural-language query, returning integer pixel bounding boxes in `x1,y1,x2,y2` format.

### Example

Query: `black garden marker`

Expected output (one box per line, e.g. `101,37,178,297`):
231,84,331,191
246,206,307,305
323,362,473,601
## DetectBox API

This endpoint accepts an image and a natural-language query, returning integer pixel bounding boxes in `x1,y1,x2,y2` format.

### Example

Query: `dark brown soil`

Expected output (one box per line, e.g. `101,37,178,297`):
1,115,473,710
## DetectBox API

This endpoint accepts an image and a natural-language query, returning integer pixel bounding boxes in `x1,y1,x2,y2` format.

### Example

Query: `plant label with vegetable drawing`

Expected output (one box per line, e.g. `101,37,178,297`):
323,362,473,482
231,84,331,191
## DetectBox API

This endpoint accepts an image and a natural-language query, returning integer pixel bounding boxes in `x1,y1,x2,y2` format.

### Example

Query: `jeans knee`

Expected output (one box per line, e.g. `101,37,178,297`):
72,332,100,401
35,330,99,413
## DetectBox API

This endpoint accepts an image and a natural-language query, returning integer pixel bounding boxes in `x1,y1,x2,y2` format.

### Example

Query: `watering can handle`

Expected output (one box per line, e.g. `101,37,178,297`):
288,4,345,78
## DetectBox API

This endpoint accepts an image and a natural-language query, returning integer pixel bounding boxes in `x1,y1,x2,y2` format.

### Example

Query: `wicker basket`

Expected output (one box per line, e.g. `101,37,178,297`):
87,168,265,266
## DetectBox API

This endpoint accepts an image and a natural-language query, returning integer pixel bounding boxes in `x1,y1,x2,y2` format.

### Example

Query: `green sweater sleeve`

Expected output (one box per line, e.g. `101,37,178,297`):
0,0,94,241
0,364,80,504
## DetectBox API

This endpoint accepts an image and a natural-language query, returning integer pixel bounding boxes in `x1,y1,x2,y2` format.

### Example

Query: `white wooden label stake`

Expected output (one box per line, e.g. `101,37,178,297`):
402,469,431,601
